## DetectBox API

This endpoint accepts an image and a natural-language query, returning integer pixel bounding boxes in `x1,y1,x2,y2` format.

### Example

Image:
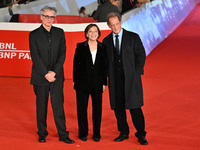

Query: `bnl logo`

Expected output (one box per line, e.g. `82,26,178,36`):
0,42,31,59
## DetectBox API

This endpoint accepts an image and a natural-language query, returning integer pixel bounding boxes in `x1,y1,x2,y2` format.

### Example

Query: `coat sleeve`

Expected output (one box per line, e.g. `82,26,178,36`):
134,34,146,75
29,32,48,77
73,43,81,83
53,29,66,75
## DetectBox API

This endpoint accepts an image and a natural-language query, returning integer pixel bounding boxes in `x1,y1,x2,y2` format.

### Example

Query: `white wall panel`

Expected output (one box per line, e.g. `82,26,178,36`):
122,0,199,55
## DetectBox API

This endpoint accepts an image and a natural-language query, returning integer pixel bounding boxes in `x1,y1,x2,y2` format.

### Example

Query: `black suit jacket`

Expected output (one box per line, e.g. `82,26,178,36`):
103,29,146,109
73,41,107,93
29,25,66,86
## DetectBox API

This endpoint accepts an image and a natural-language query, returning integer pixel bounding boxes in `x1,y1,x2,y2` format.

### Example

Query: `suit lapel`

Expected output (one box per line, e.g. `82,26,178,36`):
94,41,103,66
107,33,114,62
39,26,50,54
84,41,94,66
121,29,128,58
51,27,57,57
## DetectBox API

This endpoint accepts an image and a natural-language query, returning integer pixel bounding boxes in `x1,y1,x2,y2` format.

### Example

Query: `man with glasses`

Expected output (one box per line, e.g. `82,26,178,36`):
29,6,74,144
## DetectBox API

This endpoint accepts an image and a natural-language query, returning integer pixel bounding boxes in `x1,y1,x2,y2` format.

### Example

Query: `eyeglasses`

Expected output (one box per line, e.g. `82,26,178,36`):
42,14,55,20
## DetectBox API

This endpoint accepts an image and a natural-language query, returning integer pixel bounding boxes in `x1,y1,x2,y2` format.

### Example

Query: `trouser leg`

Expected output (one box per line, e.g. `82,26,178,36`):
130,107,146,138
114,109,129,135
50,82,68,138
34,85,49,137
76,91,89,138
91,92,102,138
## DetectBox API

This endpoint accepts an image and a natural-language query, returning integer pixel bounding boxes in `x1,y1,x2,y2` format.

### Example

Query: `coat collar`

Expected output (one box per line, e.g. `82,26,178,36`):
121,29,128,56
83,40,103,47
38,25,56,53
107,28,128,58
83,40,102,66
40,24,54,33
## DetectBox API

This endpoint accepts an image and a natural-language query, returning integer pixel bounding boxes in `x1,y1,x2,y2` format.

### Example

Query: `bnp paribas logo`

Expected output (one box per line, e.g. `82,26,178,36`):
0,42,31,60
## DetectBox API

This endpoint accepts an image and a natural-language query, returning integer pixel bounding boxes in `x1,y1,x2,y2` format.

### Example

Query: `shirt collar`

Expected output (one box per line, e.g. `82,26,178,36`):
41,24,52,33
112,28,123,38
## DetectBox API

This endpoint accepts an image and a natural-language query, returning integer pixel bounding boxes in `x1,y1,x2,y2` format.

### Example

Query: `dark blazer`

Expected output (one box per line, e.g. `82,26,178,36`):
93,1,120,22
29,25,66,86
73,41,107,93
103,29,146,110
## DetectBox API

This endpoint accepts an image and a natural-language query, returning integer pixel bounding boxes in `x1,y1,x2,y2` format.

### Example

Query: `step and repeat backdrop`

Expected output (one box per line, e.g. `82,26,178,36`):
0,23,110,78
0,0,199,79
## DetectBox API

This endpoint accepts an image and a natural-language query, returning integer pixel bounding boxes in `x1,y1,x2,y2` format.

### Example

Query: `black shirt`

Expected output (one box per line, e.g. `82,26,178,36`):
41,25,52,68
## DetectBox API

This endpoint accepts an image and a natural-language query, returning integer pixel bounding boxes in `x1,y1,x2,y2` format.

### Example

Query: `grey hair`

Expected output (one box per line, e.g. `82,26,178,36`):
40,6,57,15
106,12,122,25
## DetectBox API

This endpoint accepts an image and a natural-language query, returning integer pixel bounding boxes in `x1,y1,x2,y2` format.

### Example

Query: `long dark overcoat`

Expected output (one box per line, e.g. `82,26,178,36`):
103,29,146,110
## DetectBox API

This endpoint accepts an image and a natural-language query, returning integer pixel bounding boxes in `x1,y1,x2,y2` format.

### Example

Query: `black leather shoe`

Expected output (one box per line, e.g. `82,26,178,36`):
114,134,129,142
138,136,148,145
80,136,87,141
59,136,75,144
38,137,46,143
93,137,100,142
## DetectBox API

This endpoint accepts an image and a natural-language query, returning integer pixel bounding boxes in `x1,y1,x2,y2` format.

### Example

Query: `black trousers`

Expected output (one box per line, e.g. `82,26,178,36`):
33,82,68,138
76,90,102,138
114,68,146,138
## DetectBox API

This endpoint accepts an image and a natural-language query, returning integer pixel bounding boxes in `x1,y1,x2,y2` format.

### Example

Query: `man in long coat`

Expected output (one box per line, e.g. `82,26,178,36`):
103,12,148,145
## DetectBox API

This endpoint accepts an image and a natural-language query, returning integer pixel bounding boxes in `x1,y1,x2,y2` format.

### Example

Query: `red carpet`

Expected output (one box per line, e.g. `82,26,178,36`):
0,4,200,150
